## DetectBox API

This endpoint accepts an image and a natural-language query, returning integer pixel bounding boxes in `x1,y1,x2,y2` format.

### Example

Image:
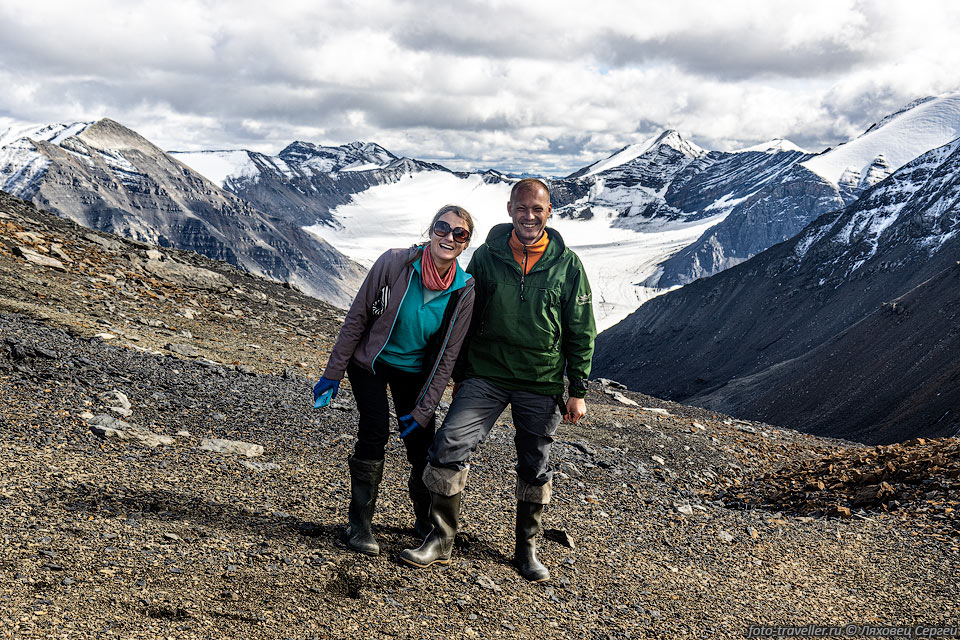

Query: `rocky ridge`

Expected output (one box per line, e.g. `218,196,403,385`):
175,141,458,230
1,193,958,638
173,141,512,232
0,119,365,307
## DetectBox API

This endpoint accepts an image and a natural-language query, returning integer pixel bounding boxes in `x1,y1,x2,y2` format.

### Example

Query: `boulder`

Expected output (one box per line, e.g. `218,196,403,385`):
200,438,264,458
14,246,66,271
166,343,201,358
145,258,229,291
87,414,174,448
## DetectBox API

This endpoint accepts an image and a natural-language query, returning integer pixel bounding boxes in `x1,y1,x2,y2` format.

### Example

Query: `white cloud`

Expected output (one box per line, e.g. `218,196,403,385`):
2,0,960,174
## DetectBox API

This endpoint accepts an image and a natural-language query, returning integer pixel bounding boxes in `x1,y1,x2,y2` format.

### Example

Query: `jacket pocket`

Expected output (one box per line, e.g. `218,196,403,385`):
482,284,561,352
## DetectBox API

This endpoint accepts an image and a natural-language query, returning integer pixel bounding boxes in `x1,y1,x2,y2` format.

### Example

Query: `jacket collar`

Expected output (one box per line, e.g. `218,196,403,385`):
485,223,565,270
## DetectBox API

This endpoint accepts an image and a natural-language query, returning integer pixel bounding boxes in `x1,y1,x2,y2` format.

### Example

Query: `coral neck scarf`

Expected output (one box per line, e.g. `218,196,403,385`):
421,244,456,291
509,230,549,275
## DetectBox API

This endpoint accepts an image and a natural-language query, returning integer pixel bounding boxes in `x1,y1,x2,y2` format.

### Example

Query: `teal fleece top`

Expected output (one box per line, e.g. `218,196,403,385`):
376,256,469,372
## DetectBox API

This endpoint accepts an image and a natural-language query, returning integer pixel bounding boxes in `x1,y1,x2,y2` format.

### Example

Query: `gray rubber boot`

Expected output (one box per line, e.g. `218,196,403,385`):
515,500,550,582
346,456,384,556
409,464,432,539
399,490,462,568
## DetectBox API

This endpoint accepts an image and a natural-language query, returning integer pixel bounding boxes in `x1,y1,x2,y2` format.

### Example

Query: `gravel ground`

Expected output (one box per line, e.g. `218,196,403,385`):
2,193,959,639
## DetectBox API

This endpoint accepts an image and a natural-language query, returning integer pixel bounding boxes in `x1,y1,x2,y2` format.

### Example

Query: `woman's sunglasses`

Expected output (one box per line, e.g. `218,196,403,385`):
432,220,470,244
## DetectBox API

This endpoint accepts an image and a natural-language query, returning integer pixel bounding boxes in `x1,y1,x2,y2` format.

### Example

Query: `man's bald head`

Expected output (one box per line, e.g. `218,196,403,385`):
510,178,550,202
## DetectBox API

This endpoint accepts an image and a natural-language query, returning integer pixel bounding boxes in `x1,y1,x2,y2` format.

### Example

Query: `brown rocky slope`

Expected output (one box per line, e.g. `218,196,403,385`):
1,191,957,639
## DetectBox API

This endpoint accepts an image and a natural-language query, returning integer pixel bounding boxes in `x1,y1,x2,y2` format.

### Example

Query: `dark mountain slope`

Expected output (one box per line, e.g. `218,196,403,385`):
700,261,960,443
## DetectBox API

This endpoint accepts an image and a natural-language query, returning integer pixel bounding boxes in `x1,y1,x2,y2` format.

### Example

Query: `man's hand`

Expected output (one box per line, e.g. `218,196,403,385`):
563,397,586,423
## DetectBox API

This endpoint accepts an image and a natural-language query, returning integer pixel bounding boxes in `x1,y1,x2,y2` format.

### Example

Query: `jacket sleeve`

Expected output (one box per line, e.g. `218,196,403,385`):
451,251,484,383
561,255,596,398
410,281,476,426
322,251,390,380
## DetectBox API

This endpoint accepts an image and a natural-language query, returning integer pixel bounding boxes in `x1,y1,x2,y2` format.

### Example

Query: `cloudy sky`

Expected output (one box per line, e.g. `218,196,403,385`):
3,0,960,175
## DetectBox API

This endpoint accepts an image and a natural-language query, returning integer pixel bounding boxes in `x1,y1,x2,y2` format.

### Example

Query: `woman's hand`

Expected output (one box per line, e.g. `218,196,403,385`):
313,377,340,408
398,414,420,438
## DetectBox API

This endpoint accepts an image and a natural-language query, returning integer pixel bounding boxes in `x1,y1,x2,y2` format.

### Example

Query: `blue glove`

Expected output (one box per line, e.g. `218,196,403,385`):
313,376,340,408
398,414,420,438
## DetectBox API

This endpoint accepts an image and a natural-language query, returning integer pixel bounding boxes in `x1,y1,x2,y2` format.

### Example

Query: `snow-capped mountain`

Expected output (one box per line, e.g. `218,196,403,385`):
593,136,960,443
550,131,829,289
648,92,960,288
7,91,960,331
802,91,960,195
278,140,396,172
0,119,364,307
172,142,464,229
733,138,807,154
171,141,399,189
568,130,707,180
560,130,709,223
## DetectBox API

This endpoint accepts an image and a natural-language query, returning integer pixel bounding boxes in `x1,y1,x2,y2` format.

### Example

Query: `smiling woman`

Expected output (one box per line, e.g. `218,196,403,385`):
425,205,473,280
311,203,476,556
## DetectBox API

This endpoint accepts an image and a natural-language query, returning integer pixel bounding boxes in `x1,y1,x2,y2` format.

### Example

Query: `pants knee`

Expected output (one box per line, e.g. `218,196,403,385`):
423,463,470,496
516,477,553,504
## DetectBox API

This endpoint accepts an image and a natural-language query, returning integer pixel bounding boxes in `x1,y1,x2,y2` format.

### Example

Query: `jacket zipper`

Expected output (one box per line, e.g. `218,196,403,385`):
370,267,416,374
520,245,527,301
414,280,475,407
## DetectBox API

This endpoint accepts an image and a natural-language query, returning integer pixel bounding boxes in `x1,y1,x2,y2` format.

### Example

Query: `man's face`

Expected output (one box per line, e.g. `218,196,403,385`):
507,185,552,245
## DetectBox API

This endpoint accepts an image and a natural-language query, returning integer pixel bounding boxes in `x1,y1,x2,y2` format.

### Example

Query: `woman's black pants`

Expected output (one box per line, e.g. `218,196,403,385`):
346,360,436,465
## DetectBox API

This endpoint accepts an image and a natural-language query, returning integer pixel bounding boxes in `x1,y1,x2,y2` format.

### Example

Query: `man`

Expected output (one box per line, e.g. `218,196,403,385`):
400,178,596,582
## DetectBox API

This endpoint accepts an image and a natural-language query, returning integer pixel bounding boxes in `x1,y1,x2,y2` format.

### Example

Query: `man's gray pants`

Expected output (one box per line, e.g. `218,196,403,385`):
424,377,561,504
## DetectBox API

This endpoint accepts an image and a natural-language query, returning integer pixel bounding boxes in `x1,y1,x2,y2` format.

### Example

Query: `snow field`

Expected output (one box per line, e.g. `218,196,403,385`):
305,171,726,330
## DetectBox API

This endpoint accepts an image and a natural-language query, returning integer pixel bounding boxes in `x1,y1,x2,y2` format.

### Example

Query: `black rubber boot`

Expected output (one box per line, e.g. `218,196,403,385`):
515,500,550,582
409,464,432,539
346,456,384,556
399,490,462,568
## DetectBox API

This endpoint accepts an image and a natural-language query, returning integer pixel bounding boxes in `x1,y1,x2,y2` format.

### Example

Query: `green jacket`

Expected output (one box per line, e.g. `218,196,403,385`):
455,223,596,398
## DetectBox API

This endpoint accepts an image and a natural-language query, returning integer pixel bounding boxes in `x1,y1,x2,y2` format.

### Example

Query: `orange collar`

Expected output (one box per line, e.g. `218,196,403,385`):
508,229,549,274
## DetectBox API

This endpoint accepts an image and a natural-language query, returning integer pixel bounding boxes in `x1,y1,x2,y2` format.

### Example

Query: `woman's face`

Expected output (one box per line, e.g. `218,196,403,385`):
430,210,470,264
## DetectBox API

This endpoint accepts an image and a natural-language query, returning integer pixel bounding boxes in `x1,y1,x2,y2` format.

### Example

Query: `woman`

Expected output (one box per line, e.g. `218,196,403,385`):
313,204,476,556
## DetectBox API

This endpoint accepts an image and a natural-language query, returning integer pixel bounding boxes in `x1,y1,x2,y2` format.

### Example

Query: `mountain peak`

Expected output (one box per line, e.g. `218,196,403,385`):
278,140,397,172
77,118,161,153
734,138,807,154
568,129,704,179
650,129,705,157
